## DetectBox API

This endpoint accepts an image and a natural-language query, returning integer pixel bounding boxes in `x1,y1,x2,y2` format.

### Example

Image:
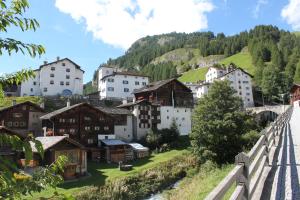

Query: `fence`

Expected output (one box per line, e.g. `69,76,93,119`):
205,106,293,200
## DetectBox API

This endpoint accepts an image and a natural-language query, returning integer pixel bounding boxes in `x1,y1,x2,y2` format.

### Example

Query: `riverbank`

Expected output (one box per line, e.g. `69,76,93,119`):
25,149,190,199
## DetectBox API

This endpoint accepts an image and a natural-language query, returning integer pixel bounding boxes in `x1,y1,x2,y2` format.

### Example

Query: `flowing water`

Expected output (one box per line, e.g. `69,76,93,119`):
144,179,182,200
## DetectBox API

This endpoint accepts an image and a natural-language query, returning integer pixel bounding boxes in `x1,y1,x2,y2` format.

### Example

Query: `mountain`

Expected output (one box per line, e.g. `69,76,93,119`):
95,25,300,99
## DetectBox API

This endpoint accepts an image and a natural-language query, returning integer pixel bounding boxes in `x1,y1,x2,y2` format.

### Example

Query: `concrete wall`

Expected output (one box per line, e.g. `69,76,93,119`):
115,115,133,142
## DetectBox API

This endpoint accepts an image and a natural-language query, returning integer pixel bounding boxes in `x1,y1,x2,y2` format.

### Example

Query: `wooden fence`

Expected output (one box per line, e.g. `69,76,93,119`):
205,106,293,200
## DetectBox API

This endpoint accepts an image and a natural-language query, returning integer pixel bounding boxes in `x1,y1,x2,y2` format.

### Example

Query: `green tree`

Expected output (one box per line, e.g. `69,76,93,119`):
190,80,258,164
0,0,67,198
294,60,300,83
261,64,282,100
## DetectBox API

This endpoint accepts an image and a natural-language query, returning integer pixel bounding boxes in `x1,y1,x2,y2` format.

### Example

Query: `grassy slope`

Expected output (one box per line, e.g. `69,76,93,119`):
0,96,42,109
220,50,255,75
294,32,300,37
178,67,209,83
165,164,234,200
26,149,188,199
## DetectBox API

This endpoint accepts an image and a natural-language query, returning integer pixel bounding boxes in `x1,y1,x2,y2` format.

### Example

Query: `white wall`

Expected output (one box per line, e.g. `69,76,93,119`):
115,115,133,142
100,74,149,100
206,67,225,83
196,84,210,99
21,59,84,96
20,71,41,96
157,106,192,135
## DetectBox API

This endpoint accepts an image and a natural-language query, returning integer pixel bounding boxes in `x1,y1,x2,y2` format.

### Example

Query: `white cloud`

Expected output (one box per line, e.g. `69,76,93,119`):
281,0,300,30
55,0,214,49
253,0,268,19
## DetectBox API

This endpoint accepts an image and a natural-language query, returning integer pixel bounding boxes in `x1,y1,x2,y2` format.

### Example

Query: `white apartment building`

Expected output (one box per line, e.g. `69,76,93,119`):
21,58,84,96
97,66,149,100
196,66,254,107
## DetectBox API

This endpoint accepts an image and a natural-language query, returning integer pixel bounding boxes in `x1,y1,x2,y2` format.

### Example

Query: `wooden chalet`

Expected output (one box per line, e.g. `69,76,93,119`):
40,103,115,160
0,101,45,137
290,83,300,105
30,136,87,179
133,78,194,108
100,139,133,163
0,126,26,162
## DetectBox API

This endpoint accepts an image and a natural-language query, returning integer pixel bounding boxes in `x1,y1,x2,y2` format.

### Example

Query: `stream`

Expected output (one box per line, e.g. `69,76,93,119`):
144,179,183,200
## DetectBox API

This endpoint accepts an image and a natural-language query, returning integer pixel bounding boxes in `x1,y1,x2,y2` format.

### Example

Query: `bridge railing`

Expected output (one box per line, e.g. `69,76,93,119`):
205,106,293,200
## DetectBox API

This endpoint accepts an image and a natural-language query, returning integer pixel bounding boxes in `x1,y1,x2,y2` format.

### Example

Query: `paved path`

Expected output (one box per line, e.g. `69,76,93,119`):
260,106,300,200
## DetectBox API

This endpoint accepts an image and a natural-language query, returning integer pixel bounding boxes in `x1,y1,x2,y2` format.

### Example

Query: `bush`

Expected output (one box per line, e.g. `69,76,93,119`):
241,130,261,151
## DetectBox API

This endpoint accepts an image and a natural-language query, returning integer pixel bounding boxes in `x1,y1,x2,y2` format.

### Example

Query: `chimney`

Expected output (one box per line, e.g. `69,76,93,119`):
122,98,128,105
43,127,47,137
12,99,17,106
66,99,70,107
44,61,48,65
56,56,60,61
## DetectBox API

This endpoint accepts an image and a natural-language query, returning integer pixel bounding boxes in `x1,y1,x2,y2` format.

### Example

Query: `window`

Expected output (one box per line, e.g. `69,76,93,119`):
60,81,64,85
105,136,108,139
66,75,70,79
33,82,36,85
108,78,114,82
50,80,54,85
70,129,76,134
135,81,139,85
43,88,47,92
124,128,127,131
157,116,161,120
167,116,169,119
62,63,66,66
13,113,23,118
84,116,91,121
50,74,54,77
108,87,114,91
246,93,251,96
59,129,65,133
246,87,250,90
95,126,100,130
85,126,91,131
142,82,147,86
59,118,65,123
30,88,33,92
124,88,129,92
106,70,109,74
99,116,104,121
20,122,26,127
66,68,70,72
104,126,109,131
182,117,185,121
13,122,19,127
22,105,26,110
123,80,129,84
7,122,12,127
51,67,55,71
88,139,93,144
66,82,70,86
69,118,76,123
243,81,249,84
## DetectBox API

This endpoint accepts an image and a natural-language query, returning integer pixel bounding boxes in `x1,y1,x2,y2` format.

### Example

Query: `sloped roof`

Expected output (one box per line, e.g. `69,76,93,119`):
0,101,44,113
39,58,84,73
40,103,112,120
128,143,149,151
133,78,191,94
0,126,26,138
96,106,132,115
217,67,253,79
101,139,127,146
116,99,149,108
31,136,84,152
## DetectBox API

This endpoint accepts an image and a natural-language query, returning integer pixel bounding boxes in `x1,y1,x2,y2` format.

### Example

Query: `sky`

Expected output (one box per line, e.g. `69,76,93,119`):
1,0,300,83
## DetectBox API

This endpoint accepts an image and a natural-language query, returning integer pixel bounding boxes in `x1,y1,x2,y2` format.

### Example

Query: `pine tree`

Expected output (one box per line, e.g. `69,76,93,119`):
293,60,300,84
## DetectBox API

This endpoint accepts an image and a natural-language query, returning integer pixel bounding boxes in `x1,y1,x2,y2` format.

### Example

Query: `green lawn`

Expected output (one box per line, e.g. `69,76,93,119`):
178,67,209,83
220,51,255,75
26,149,188,199
0,96,42,109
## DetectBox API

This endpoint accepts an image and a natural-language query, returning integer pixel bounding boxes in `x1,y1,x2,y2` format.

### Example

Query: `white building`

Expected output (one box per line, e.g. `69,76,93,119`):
196,65,254,107
183,82,202,99
97,66,149,100
118,79,194,140
21,57,84,96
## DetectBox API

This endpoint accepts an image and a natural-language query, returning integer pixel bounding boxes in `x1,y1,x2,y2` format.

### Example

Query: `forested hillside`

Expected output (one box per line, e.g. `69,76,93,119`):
94,25,300,100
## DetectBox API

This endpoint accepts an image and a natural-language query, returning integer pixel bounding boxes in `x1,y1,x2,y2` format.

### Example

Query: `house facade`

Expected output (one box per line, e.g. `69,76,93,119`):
118,79,194,140
97,66,149,100
21,57,84,96
0,101,45,137
30,136,87,179
196,65,254,107
40,103,115,148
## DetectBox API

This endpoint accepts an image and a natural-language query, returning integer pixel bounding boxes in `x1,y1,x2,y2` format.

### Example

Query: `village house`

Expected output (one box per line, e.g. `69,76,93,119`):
29,136,87,180
290,83,300,105
183,82,202,99
196,65,254,107
97,66,149,100
0,101,45,137
118,78,194,140
20,57,84,96
39,102,132,162
96,106,133,142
